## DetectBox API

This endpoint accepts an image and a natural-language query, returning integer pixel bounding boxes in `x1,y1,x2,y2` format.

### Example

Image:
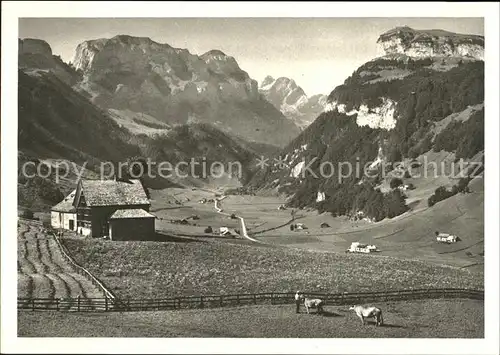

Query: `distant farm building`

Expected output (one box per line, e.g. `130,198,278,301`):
51,189,77,232
219,227,239,237
347,242,378,253
435,231,458,243
72,178,154,240
294,223,307,230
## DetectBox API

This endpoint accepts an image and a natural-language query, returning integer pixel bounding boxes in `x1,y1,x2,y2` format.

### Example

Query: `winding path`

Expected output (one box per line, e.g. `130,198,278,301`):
214,196,262,244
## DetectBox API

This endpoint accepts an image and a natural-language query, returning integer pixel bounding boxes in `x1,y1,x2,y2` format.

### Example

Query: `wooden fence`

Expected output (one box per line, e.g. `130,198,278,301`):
18,288,484,312
52,231,116,302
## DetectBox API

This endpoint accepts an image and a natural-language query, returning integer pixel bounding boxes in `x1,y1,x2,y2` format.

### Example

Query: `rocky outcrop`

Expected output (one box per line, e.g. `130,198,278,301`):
326,98,397,130
19,38,80,85
72,35,299,146
19,38,53,57
377,26,484,60
259,76,327,129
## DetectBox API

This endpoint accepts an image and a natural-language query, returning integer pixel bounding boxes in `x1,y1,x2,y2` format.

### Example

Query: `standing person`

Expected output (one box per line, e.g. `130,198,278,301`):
295,291,301,313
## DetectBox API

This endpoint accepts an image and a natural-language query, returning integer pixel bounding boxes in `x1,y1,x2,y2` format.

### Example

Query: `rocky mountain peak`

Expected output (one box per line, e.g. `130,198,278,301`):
377,26,484,60
201,49,228,58
261,75,275,87
259,76,327,129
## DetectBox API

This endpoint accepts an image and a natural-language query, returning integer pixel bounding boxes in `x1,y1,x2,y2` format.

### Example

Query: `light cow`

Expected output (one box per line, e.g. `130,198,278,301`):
349,305,384,326
300,295,325,315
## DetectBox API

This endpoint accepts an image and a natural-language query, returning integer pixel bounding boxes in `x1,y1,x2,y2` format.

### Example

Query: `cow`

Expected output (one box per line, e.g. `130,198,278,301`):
349,305,383,326
300,295,324,315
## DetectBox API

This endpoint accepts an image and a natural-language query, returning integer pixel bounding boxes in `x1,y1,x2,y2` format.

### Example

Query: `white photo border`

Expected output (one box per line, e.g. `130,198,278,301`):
2,2,499,354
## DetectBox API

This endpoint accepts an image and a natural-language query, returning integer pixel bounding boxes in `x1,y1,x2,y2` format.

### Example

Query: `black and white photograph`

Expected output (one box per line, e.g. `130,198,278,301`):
1,2,499,354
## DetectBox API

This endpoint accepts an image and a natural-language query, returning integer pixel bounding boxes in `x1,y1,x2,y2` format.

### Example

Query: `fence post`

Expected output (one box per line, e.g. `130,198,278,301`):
237,294,240,305
32,298,35,311
271,293,274,305
200,296,204,309
253,294,257,305
177,298,181,309
105,297,108,311
128,297,131,311
220,295,223,307
56,298,59,311
77,295,81,312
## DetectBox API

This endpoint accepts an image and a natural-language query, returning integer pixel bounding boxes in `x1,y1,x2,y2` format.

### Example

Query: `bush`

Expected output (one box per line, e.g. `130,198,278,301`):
22,209,34,219
204,226,213,234
390,177,404,189
457,178,471,193
388,148,402,163
428,185,457,207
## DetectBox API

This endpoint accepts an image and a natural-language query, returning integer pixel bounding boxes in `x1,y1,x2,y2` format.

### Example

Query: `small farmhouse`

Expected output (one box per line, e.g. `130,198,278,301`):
73,178,154,239
51,189,77,232
435,231,458,243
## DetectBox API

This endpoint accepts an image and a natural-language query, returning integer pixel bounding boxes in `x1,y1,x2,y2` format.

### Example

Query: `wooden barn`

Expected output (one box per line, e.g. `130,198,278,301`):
51,189,77,232
109,209,156,241
73,179,155,240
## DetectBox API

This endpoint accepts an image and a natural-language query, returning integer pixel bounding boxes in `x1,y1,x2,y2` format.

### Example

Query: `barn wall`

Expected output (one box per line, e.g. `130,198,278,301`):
51,211,77,231
50,211,61,229
90,204,150,238
109,218,155,241
62,213,77,231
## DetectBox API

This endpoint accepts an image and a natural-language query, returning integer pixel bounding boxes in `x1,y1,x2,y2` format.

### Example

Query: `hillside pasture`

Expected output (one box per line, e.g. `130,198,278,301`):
226,177,484,272
61,232,482,300
18,298,484,338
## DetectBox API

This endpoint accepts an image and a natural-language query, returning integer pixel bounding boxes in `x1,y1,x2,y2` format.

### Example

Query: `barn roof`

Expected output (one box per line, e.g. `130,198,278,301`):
78,179,150,207
109,208,155,219
52,189,77,213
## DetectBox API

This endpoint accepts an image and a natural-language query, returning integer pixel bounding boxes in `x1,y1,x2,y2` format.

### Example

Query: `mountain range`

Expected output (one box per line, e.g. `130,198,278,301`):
71,35,300,147
18,27,485,222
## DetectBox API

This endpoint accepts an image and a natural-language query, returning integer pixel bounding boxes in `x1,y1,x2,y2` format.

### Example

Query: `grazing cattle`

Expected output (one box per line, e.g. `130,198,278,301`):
301,295,324,315
349,305,383,326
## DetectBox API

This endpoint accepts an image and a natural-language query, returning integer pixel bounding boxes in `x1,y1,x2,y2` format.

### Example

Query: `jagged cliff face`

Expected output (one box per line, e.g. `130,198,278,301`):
259,76,327,129
326,98,397,130
377,26,484,60
72,35,299,146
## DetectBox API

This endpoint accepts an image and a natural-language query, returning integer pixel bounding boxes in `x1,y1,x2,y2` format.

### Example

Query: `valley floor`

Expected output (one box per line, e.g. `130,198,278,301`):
210,177,484,272
18,298,484,338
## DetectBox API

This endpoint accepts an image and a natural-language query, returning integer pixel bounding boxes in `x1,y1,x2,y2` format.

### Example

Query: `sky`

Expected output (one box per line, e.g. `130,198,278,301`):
19,18,484,96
